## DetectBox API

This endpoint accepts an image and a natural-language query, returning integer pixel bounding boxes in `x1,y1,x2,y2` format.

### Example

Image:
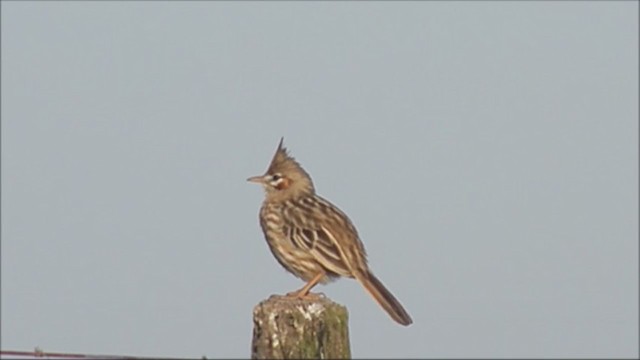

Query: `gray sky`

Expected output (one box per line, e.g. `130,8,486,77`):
1,2,638,358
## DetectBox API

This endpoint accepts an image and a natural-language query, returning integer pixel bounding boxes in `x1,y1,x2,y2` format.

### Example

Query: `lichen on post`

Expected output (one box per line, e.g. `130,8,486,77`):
251,295,351,359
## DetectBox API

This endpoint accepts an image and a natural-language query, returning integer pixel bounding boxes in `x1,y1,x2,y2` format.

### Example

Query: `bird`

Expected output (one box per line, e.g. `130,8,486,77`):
247,138,413,326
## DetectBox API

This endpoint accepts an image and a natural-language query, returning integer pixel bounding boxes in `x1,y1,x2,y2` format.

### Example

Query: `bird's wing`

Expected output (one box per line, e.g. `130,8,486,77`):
283,196,368,277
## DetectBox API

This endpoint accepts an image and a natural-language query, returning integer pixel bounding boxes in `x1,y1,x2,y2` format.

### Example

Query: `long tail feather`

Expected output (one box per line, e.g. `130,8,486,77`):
356,271,413,326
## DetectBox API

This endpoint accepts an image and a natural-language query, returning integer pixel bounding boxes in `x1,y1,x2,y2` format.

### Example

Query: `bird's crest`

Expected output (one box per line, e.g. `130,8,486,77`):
267,137,304,176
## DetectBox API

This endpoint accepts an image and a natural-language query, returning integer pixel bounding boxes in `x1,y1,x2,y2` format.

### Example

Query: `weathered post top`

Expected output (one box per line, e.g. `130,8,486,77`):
251,295,351,359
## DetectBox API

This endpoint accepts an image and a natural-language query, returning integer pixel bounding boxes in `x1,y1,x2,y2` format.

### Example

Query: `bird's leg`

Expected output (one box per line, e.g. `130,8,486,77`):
286,271,325,299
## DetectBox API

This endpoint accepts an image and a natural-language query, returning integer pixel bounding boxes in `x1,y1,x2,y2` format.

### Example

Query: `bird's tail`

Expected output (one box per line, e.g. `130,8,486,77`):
356,270,413,326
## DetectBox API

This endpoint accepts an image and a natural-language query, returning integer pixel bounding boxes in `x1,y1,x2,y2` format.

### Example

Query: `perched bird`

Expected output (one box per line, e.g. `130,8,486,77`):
247,138,413,326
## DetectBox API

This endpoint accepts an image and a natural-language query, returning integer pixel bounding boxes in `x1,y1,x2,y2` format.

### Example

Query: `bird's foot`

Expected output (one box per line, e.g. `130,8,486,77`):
285,289,325,300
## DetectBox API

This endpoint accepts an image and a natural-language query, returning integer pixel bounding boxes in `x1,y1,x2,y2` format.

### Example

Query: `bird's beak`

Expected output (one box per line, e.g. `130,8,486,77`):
247,175,266,184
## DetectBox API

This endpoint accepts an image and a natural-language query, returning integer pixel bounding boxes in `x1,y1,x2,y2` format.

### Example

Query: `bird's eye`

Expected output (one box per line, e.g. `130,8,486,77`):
272,174,282,181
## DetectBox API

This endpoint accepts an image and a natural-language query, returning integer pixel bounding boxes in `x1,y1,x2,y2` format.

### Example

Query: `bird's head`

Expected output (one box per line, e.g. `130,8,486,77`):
247,138,315,200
